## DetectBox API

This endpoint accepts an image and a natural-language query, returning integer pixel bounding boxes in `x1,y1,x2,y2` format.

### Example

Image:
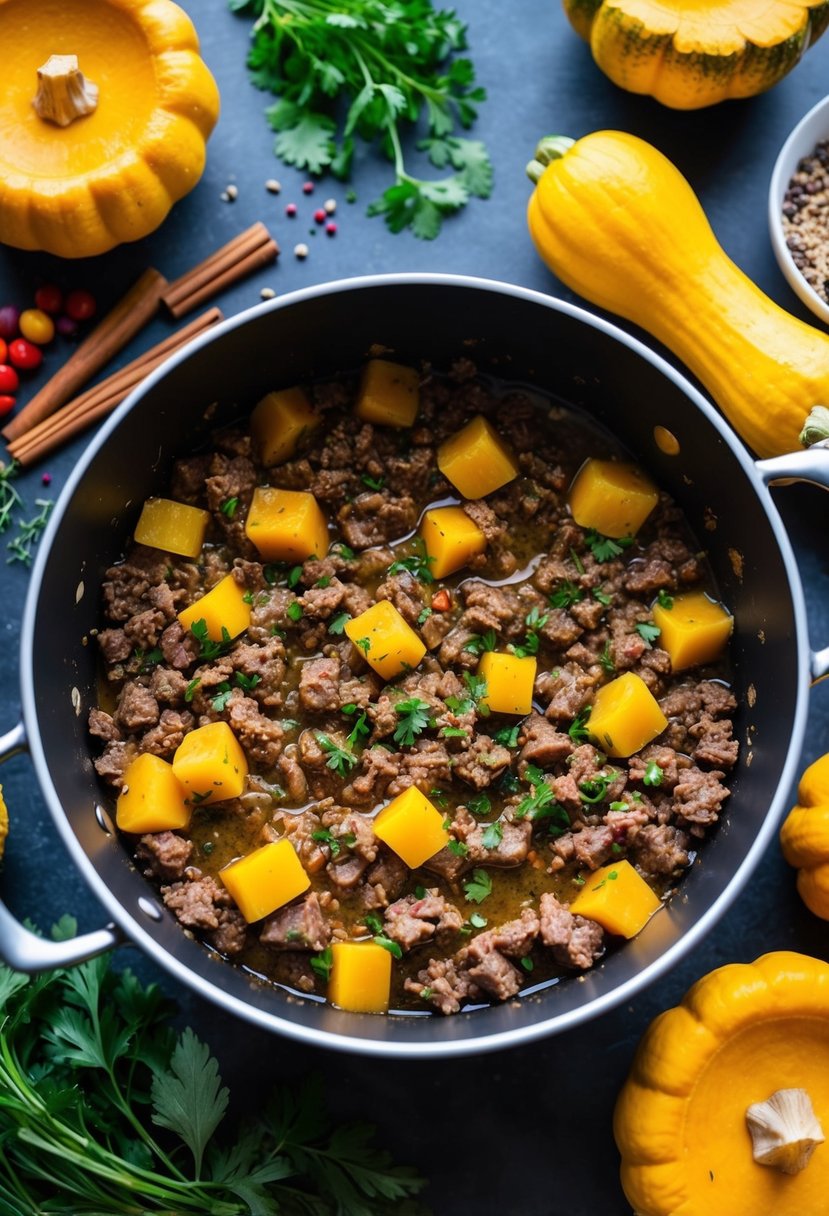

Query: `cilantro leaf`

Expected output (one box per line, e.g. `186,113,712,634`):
635,621,661,647
584,529,635,563
393,697,434,747
315,732,358,777
151,1028,228,1178
463,868,493,904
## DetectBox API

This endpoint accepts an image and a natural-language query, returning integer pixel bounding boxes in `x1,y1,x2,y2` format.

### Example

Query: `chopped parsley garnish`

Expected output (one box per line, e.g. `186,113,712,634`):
430,788,449,808
328,611,351,635
520,957,534,973
469,912,488,929
136,647,163,672
592,586,613,607
466,793,492,816
242,590,255,604
393,697,434,747
387,540,435,584
463,629,497,656
220,496,239,518
440,726,468,738
578,774,613,804
511,605,549,659
598,640,616,675
355,636,371,654
235,671,261,693
315,733,358,777
373,934,403,959
287,566,303,589
445,670,489,718
463,868,493,904
287,600,303,622
549,581,584,610
635,621,661,647
190,619,233,661
346,711,370,750
330,541,355,560
643,761,664,787
585,529,635,563
569,547,585,575
184,677,201,703
568,707,592,744
417,606,433,626
657,588,674,610
360,473,385,491
481,820,503,850
310,947,333,981
315,576,331,588
211,683,232,713
447,839,469,857
312,827,343,857
493,724,520,748
515,773,559,822
531,800,570,836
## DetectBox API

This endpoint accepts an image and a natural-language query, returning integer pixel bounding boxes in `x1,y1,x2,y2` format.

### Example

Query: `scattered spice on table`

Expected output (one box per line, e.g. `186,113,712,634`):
782,139,829,306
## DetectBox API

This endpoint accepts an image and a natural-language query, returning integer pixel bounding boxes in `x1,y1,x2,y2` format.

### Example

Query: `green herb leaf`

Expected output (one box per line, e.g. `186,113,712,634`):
346,711,370,750
584,529,634,563
579,774,613,804
463,868,493,904
568,707,592,743
643,760,664,787
189,619,234,662
219,496,239,518
549,580,584,610
393,697,434,747
466,793,492,816
7,498,53,566
311,945,334,980
360,473,385,490
211,682,232,713
635,621,661,647
481,820,503,850
463,629,497,655
287,600,303,622
328,611,351,635
388,540,435,584
598,640,616,674
315,732,358,777
657,588,674,609
234,671,262,693
151,1027,229,1178
493,724,520,748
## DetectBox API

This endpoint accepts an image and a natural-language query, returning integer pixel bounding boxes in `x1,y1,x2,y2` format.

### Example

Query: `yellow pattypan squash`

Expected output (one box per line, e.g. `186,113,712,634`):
0,0,220,258
780,753,829,918
615,952,829,1215
562,0,829,109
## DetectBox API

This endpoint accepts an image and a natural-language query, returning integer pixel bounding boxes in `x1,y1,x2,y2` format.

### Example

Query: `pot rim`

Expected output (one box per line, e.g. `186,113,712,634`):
18,272,813,1057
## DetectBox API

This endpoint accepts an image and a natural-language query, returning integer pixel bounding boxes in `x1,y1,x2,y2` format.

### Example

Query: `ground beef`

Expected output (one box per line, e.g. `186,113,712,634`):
404,955,480,1015
452,735,512,789
260,892,331,951
299,656,341,713
629,824,690,880
207,909,248,957
162,875,231,931
384,890,464,951
114,682,159,733
539,893,605,970
135,832,193,881
518,713,572,767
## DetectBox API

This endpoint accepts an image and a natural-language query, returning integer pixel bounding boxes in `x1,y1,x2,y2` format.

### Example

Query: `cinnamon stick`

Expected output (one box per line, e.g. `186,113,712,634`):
9,308,222,467
161,224,279,319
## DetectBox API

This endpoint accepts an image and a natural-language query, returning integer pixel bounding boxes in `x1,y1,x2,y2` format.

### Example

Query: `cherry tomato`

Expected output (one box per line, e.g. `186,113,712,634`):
19,308,55,345
0,339,6,365
0,307,19,342
34,284,63,315
0,396,15,417
0,365,19,394
8,338,43,371
64,290,97,322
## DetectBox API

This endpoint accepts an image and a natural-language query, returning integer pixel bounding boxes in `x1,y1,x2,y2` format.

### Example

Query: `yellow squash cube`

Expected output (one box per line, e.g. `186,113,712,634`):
478,652,537,715
587,671,668,758
250,387,320,466
653,590,733,672
220,839,310,923
245,487,329,563
569,860,661,938
568,459,659,539
372,786,450,868
328,941,392,1014
437,414,519,500
344,599,426,681
172,721,248,804
116,753,191,834
355,359,420,428
134,497,210,559
420,506,487,579
177,573,251,643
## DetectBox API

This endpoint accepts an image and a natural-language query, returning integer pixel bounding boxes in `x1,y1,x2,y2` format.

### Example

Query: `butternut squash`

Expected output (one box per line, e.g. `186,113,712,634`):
562,0,829,110
526,131,829,458
372,787,450,869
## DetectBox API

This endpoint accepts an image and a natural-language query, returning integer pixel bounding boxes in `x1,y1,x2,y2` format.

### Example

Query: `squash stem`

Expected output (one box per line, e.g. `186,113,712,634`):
800,405,829,447
526,136,575,183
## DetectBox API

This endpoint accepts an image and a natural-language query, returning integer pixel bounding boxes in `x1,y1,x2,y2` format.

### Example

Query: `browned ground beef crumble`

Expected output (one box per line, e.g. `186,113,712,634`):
89,362,738,1014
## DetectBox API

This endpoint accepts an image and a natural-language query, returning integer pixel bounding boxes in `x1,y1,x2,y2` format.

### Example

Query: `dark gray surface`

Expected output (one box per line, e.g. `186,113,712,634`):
0,2,828,1212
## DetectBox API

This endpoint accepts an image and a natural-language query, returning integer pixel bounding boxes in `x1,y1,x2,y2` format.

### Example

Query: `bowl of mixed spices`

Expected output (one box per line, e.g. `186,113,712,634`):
769,94,829,326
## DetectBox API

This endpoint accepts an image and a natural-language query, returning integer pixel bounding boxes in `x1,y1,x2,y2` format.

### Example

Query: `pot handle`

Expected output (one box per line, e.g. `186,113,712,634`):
0,720,122,973
755,447,829,683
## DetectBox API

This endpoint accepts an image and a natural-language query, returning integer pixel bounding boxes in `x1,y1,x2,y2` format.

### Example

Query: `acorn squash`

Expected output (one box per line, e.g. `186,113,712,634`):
563,0,829,109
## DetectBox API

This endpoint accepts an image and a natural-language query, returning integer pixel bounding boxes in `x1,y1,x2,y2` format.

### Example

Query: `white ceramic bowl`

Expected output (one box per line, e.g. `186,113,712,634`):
769,93,829,326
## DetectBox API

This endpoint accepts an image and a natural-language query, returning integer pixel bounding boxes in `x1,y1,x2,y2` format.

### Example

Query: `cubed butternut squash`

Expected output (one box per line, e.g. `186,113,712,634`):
220,838,310,923
328,941,392,1014
355,359,420,428
344,599,426,681
478,651,537,715
652,590,733,672
250,386,320,466
420,506,487,579
245,487,329,563
569,860,661,938
372,786,450,868
568,458,659,538
133,497,210,559
172,721,248,804
177,573,251,643
116,753,191,834
437,415,519,499
587,671,668,758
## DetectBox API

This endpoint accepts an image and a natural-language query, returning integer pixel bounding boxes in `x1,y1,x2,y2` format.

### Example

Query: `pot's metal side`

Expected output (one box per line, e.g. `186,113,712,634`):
15,275,814,1057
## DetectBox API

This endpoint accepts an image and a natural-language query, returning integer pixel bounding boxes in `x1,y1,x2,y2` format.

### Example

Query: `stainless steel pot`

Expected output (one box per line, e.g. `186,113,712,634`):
2,274,827,1057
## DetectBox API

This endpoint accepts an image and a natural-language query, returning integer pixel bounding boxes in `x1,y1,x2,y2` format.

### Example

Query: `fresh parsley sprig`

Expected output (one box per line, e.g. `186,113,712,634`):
393,697,434,747
0,919,426,1214
233,0,492,238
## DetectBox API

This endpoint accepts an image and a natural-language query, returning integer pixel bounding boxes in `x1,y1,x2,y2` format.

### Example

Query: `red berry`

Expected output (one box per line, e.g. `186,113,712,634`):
325,221,338,236
56,315,79,338
64,289,97,322
313,208,326,224
0,306,19,341
34,284,63,315
8,338,43,371
0,396,15,417
302,181,314,194
0,365,19,393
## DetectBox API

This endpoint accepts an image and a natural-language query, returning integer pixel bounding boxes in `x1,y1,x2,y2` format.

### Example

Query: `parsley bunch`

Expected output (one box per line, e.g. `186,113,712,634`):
0,918,426,1214
231,0,493,237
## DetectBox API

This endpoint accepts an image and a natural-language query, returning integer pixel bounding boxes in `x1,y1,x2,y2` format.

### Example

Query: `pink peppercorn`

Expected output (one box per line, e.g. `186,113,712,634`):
313,208,326,224
285,203,297,217
42,473,52,486
302,181,314,194
325,221,338,236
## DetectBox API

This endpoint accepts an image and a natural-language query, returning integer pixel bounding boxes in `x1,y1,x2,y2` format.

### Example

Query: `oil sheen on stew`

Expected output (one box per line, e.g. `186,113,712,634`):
88,360,738,1016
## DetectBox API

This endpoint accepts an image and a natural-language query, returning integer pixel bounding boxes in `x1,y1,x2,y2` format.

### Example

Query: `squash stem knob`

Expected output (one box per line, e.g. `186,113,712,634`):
33,55,99,128
526,136,575,184
800,404,829,448
746,1087,825,1174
